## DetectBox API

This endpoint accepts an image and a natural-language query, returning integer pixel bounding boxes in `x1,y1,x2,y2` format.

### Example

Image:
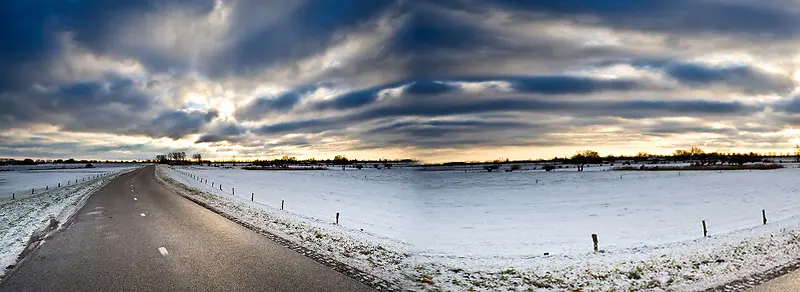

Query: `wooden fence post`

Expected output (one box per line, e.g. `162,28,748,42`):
591,234,598,252
702,220,708,237
281,200,284,210
251,193,254,201
336,213,340,225
763,209,767,225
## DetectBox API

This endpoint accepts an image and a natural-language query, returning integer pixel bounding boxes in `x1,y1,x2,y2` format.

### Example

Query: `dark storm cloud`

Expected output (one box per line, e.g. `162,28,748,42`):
235,84,328,121
142,109,219,140
404,81,458,95
307,76,646,112
388,5,501,55
0,74,219,140
256,119,330,135
311,84,391,111
354,118,577,149
255,97,758,135
209,0,396,76
195,134,226,143
0,75,151,130
195,121,248,143
0,0,217,88
363,120,535,145
471,0,800,38
626,60,793,93
505,76,641,94
772,97,800,113
633,121,738,136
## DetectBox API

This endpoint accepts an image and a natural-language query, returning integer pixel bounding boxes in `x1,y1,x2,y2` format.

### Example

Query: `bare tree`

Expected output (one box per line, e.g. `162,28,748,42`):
192,153,202,164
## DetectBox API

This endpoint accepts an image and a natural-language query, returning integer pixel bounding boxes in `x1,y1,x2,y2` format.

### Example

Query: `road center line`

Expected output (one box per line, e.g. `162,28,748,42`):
158,247,169,256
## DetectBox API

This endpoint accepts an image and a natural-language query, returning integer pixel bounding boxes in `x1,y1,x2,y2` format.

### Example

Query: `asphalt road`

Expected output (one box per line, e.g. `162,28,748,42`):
0,166,375,292
749,270,800,292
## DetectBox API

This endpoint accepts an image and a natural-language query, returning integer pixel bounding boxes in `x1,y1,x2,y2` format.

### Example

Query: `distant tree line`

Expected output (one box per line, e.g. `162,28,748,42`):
432,146,798,171
249,154,415,168
154,152,207,165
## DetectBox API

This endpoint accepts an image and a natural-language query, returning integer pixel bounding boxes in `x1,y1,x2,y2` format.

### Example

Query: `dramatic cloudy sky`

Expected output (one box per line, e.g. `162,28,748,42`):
3,0,800,162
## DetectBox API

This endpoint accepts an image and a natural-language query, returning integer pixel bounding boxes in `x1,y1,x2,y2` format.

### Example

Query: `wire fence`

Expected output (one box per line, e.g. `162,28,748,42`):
1,170,126,205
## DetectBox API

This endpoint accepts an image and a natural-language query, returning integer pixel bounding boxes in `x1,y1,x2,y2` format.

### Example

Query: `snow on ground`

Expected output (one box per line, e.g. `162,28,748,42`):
0,167,136,277
0,164,138,200
160,165,800,291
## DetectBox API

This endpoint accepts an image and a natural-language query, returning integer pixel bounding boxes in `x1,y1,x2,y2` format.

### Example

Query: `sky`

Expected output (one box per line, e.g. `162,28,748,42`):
2,0,800,163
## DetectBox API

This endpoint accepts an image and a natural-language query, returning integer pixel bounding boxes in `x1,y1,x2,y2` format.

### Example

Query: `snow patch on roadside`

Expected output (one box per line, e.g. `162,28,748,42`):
0,169,134,277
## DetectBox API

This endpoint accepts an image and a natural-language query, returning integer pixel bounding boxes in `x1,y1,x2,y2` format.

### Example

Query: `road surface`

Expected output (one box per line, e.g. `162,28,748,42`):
749,270,800,292
0,166,375,292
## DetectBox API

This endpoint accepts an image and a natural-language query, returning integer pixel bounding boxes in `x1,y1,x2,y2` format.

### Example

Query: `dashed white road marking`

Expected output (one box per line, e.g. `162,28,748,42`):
140,213,146,217
131,189,134,192
85,211,103,215
158,247,169,256
133,198,138,201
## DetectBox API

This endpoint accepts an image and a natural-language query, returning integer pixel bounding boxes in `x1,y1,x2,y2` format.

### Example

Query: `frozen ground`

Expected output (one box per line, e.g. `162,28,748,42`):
0,167,135,277
0,164,138,200
162,165,800,291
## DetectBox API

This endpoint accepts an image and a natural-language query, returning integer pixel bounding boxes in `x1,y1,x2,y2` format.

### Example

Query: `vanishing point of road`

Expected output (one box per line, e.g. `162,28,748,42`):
0,166,374,292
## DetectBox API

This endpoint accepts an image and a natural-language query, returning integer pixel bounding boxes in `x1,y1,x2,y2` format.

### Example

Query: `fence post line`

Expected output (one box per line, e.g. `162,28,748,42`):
763,209,768,225
31,188,34,195
251,193,254,201
232,187,235,195
12,193,14,200
591,234,598,252
281,200,284,210
336,213,340,225
702,220,708,237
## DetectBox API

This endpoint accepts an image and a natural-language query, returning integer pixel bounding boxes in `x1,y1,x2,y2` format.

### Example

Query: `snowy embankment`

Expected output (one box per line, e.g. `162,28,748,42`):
0,165,137,200
160,165,800,291
0,167,136,277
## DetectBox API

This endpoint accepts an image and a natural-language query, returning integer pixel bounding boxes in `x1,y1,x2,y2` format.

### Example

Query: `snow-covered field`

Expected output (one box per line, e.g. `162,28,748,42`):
0,164,138,200
1,166,136,277
161,165,800,291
